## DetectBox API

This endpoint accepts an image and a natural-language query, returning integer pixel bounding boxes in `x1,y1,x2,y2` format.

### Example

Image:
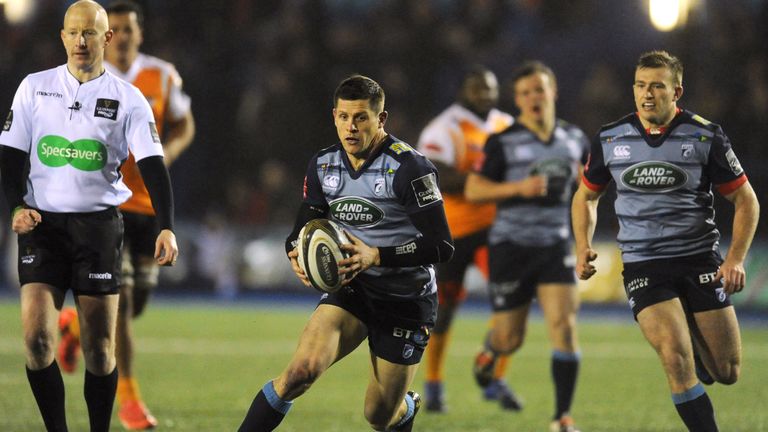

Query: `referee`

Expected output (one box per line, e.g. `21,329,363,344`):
0,1,177,431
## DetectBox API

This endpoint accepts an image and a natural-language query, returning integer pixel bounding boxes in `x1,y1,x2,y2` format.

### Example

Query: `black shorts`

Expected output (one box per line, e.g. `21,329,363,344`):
436,229,487,283
18,208,123,295
318,286,436,365
488,241,576,311
622,251,731,318
121,212,160,289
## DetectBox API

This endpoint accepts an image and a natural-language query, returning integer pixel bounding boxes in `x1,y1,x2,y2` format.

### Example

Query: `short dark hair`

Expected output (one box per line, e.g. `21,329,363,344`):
333,75,385,112
462,64,493,85
511,61,557,89
106,0,144,29
637,50,683,86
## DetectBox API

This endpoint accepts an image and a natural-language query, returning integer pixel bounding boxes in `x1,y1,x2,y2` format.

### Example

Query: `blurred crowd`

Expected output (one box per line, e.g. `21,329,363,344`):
1,0,767,292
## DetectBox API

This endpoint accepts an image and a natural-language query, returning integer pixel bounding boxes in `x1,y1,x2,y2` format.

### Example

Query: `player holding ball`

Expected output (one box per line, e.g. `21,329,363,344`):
238,74,454,432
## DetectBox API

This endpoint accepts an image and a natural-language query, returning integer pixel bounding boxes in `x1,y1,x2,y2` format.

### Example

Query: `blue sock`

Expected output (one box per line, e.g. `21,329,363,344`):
238,381,293,432
393,393,416,428
551,350,580,419
672,383,718,432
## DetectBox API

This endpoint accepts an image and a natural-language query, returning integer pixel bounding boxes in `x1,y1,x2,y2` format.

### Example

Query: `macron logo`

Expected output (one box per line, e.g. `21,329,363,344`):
88,272,112,280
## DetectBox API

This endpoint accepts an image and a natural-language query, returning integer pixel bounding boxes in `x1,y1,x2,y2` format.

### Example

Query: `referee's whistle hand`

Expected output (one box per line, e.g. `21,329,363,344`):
155,229,179,266
12,209,42,234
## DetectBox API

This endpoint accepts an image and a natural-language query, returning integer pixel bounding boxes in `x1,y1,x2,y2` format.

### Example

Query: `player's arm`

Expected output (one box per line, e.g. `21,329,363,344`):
571,134,611,280
162,109,195,166
0,146,41,234
137,156,178,266
718,181,759,294
464,136,546,203
284,156,329,286
571,181,603,280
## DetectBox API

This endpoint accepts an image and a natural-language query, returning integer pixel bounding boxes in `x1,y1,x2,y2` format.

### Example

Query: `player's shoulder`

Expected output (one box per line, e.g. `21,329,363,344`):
596,113,637,140
676,109,721,134
383,137,426,161
26,66,60,82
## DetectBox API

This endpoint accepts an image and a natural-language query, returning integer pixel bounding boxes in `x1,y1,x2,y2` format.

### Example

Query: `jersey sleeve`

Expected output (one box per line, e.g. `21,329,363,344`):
125,88,165,161
393,154,443,214
302,154,328,207
478,135,506,181
708,127,747,195
0,77,33,153
582,133,611,191
165,64,192,121
416,119,457,166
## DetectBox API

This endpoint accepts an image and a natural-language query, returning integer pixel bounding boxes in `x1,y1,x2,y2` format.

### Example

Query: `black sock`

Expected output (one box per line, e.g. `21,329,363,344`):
239,381,293,432
551,350,580,419
84,368,118,432
673,384,718,431
26,361,68,432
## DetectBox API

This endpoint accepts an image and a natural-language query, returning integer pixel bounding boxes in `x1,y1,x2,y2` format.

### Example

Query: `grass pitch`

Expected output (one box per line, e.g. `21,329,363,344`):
0,298,766,431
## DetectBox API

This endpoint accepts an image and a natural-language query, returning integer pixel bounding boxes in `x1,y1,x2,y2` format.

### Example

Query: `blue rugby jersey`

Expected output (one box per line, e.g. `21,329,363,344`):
583,110,747,263
480,120,589,247
303,135,444,300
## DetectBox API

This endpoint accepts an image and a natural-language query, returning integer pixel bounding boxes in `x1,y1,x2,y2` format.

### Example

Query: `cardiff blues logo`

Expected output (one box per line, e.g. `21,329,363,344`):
402,344,414,359
715,287,727,303
681,143,694,159
374,178,385,196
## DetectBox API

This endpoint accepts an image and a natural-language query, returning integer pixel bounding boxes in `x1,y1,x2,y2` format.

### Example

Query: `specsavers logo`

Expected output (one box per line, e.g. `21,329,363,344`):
620,161,688,193
37,135,107,171
329,197,384,227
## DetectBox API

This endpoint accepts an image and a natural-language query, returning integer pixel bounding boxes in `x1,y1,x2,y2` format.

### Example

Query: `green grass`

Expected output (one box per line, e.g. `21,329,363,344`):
0,299,767,431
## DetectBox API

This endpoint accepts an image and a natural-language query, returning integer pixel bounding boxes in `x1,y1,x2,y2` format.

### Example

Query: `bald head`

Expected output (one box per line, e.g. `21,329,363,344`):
64,0,110,32
61,0,113,79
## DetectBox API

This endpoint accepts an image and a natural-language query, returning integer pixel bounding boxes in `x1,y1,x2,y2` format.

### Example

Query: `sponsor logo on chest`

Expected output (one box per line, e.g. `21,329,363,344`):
329,197,384,227
620,161,688,193
37,135,107,171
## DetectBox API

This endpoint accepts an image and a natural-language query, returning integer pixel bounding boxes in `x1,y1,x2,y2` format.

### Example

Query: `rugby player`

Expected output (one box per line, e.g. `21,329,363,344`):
466,61,588,432
416,66,520,412
56,1,195,429
0,1,178,430
572,50,759,432
238,75,453,432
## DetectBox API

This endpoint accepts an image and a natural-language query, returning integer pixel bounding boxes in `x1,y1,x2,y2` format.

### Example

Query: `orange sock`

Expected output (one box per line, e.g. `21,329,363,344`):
425,331,450,382
494,355,510,379
117,377,142,405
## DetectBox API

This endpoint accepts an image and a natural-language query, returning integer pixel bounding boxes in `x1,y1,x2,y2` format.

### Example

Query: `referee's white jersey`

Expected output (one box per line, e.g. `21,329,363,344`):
0,65,164,213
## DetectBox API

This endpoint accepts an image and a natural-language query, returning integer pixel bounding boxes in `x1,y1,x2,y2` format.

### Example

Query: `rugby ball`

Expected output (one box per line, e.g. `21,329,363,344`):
297,219,351,293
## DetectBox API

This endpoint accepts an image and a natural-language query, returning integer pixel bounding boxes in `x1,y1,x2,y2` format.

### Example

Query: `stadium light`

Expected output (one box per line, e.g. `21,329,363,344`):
649,0,691,32
3,0,36,25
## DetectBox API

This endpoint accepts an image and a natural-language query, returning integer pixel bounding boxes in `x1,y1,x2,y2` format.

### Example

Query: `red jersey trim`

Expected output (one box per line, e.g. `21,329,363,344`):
716,175,747,196
581,175,606,192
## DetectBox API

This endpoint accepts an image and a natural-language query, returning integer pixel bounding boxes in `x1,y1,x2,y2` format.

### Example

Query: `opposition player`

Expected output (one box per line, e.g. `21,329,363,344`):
0,1,178,430
572,50,759,431
57,1,195,429
466,62,588,432
416,66,519,412
238,75,454,432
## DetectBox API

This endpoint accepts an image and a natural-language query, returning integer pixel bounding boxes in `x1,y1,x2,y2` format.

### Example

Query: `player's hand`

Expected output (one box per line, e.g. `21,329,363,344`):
716,257,746,295
12,208,42,234
154,229,179,266
338,231,379,285
287,248,311,287
576,247,598,280
517,175,548,198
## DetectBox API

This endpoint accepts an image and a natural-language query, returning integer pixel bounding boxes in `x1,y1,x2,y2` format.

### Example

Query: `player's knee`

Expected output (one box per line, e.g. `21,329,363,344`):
492,329,524,354
81,339,114,373
24,329,55,362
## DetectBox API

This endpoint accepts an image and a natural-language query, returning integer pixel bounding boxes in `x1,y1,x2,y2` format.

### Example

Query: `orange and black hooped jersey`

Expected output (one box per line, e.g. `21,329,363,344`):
583,110,748,263
417,104,513,238
105,53,191,215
